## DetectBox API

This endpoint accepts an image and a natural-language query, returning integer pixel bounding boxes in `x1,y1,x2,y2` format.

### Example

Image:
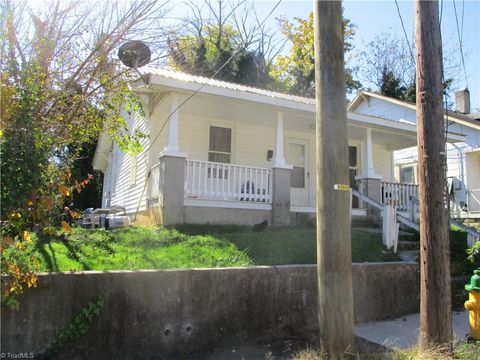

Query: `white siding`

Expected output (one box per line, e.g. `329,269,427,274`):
355,98,417,124
103,106,150,215
147,95,170,168
394,142,478,184
373,143,393,181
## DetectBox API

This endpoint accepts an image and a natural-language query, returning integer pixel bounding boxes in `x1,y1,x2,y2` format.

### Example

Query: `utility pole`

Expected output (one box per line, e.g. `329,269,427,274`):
313,0,354,357
415,0,452,351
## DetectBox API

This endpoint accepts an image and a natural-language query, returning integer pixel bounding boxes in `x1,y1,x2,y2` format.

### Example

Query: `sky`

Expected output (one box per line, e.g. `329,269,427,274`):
252,0,480,111
26,0,479,110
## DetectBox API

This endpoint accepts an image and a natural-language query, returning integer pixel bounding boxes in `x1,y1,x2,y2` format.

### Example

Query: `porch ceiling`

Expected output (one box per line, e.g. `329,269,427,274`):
145,87,465,149
175,92,314,131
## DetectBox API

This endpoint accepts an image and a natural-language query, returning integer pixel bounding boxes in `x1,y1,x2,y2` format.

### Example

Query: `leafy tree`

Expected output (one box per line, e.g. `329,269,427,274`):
0,0,168,219
379,68,406,99
270,12,361,97
0,0,169,308
168,24,260,84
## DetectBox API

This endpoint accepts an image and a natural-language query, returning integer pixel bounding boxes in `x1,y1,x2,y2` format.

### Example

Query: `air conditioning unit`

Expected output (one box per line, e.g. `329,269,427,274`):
103,214,131,229
80,206,130,229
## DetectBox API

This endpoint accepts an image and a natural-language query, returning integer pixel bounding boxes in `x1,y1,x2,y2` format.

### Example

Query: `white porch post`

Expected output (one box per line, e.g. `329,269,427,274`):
159,92,187,225
163,93,180,155
364,127,377,178
274,112,287,167
272,111,292,225
356,127,382,206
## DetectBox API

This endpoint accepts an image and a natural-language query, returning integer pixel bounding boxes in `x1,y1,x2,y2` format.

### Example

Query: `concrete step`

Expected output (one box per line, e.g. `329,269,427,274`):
397,241,419,251
398,250,419,262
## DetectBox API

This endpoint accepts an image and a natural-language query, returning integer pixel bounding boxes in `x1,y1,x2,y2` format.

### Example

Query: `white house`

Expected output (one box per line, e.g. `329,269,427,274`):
93,68,480,226
348,90,480,219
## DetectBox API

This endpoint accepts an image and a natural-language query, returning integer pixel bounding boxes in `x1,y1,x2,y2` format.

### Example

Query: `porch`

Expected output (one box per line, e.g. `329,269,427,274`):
148,155,422,224
141,89,469,226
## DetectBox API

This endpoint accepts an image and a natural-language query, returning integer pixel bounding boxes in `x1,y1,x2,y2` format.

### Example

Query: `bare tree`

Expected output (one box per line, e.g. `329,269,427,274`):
0,0,170,215
167,0,283,87
356,31,462,104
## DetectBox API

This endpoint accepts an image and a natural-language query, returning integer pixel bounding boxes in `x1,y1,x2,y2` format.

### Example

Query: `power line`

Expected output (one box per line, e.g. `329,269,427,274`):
131,0,283,218
394,0,415,64
146,0,282,156
461,0,465,44
452,0,469,89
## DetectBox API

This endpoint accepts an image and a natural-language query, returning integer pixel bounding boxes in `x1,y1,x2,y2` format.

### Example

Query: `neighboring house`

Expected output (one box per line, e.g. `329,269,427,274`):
93,68,480,226
349,90,480,219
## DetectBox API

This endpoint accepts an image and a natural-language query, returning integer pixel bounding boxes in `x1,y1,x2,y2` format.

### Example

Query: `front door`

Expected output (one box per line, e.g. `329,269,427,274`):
349,146,359,208
286,139,309,206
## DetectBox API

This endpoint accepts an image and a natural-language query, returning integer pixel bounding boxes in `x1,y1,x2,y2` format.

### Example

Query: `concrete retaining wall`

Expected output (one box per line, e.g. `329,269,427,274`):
1,263,419,359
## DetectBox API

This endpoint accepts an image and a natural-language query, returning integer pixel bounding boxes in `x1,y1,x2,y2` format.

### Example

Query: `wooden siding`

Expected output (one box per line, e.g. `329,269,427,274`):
102,107,150,214
355,97,417,123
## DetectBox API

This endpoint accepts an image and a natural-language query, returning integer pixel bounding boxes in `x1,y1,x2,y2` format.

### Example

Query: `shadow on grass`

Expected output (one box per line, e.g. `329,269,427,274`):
37,243,57,272
36,234,92,271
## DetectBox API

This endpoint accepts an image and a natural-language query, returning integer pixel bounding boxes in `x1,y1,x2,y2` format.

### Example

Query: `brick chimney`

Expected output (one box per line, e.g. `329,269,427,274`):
455,88,470,114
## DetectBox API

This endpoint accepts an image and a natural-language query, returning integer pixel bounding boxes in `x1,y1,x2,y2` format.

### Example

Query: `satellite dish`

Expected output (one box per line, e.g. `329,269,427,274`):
118,41,151,69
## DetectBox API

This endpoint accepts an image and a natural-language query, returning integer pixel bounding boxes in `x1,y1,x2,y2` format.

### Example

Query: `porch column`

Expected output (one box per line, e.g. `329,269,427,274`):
274,112,287,167
163,93,181,155
364,128,376,178
272,111,292,225
159,153,186,225
159,92,187,225
356,127,383,205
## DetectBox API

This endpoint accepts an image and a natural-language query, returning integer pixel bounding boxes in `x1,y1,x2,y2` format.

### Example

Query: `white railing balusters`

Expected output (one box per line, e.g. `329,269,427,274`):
184,160,272,203
381,181,419,213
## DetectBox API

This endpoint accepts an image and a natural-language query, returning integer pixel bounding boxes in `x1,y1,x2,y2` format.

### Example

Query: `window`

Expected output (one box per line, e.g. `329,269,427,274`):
399,164,417,184
208,126,231,164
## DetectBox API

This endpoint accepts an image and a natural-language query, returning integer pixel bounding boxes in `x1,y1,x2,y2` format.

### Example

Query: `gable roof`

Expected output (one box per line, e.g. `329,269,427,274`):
349,91,480,130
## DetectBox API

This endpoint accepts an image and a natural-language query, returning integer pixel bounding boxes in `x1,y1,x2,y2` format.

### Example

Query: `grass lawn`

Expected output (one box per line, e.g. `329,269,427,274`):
33,225,399,272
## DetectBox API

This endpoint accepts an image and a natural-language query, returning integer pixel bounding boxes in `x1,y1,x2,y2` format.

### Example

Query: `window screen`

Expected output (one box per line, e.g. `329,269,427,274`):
288,143,305,188
208,126,231,164
400,166,415,184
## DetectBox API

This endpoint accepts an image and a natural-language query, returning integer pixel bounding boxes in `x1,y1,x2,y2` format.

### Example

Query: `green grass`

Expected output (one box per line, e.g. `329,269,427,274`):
292,340,480,359
32,225,399,272
35,227,253,271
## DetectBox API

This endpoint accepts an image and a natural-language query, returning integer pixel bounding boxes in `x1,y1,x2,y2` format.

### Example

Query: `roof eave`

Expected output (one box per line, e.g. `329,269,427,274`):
147,73,316,114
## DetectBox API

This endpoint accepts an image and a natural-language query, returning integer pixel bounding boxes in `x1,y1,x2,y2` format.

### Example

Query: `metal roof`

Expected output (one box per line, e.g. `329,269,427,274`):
139,66,316,106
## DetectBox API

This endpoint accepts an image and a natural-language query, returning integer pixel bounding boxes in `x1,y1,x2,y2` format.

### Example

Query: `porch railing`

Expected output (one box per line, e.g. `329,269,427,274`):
185,160,272,203
381,181,418,211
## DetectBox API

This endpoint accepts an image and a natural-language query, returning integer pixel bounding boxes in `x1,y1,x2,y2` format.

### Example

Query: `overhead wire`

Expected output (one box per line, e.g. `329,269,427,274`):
394,0,453,212
131,0,283,219
452,0,469,89
394,0,415,64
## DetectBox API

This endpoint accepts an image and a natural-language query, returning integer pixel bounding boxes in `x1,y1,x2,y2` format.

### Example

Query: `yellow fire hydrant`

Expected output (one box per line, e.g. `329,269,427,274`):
464,269,480,340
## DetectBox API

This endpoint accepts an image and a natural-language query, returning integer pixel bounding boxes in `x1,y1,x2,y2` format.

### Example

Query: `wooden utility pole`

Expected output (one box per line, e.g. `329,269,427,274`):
415,0,452,350
313,0,354,357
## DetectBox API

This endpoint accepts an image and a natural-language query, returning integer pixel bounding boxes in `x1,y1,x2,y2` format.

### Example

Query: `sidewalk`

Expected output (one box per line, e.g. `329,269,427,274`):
355,311,469,349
